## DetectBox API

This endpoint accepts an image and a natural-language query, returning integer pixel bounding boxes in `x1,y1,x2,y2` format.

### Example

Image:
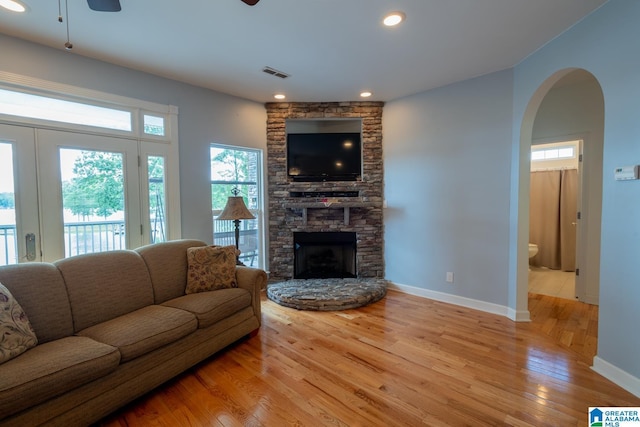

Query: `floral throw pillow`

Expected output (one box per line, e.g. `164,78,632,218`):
185,245,238,294
0,282,38,364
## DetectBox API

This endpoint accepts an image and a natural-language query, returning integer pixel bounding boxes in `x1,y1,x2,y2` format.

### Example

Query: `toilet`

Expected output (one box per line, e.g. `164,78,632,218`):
528,243,538,271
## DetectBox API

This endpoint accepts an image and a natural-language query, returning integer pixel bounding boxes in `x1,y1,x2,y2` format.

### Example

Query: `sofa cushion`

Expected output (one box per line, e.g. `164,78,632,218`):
162,288,252,329
0,336,120,418
55,250,155,332
0,263,74,343
186,245,238,294
136,239,207,303
0,282,38,364
77,305,197,362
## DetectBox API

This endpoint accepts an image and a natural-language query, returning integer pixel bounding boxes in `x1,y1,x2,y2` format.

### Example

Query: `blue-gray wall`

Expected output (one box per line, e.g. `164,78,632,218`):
384,70,514,307
0,34,267,243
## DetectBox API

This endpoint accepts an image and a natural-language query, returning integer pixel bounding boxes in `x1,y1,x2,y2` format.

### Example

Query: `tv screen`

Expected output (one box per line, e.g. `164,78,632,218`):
287,133,361,181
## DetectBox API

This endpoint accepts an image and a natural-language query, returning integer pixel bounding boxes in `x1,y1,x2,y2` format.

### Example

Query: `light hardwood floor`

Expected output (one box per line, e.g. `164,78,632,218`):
99,290,638,426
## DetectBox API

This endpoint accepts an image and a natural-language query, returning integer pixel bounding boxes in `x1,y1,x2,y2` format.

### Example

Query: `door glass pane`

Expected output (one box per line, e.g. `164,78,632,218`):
211,146,260,267
60,148,126,256
148,156,166,243
0,142,17,265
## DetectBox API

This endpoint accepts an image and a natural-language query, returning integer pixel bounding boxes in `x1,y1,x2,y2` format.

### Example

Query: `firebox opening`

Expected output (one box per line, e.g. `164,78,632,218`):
294,232,356,279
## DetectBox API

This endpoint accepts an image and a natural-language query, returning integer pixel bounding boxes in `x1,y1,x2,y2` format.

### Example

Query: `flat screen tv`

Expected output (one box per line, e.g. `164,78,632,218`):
287,132,362,182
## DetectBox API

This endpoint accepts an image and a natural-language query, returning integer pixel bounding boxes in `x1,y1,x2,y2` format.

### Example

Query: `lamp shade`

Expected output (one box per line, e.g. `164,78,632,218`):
217,196,256,220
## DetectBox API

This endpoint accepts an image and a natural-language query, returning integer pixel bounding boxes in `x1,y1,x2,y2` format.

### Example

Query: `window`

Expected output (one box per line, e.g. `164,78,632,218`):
211,145,263,268
0,88,132,131
148,155,167,243
0,141,17,265
60,148,126,257
531,145,576,161
0,79,180,262
143,114,165,136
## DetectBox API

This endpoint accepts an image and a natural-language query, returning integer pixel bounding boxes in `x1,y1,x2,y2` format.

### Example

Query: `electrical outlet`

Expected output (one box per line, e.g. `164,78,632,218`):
446,272,454,283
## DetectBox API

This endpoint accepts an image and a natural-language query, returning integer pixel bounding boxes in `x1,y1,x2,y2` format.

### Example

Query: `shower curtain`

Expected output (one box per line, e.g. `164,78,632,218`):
529,169,577,271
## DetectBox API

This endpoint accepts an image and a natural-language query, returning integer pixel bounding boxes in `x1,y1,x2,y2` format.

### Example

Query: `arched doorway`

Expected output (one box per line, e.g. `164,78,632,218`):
517,68,604,357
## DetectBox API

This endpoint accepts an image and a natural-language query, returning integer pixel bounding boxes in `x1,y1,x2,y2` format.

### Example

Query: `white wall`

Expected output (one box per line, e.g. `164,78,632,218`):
0,34,267,243
384,69,514,308
513,0,640,389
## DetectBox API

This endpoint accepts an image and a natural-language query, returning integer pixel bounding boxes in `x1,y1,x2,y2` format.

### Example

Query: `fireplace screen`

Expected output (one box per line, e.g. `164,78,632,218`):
294,232,356,279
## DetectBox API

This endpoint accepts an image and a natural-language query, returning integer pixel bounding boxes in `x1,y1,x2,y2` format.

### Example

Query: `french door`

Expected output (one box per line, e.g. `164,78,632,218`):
0,125,38,264
38,129,142,261
0,124,162,264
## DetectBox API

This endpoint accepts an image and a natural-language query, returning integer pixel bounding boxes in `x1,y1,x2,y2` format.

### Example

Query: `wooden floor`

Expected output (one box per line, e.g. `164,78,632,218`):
99,290,639,426
527,292,599,364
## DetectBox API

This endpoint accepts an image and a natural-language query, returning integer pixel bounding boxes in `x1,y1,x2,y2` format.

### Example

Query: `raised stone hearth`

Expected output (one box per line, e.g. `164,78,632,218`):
266,102,385,282
267,278,388,311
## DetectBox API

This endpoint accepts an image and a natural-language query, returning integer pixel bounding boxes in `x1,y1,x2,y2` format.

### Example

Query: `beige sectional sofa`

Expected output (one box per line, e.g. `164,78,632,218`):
0,239,267,426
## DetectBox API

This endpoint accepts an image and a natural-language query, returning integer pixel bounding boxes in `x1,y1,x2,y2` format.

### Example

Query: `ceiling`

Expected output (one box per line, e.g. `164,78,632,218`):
0,0,607,103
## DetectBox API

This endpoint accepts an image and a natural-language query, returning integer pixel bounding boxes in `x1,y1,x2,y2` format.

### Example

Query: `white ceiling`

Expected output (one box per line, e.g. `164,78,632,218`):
0,0,607,103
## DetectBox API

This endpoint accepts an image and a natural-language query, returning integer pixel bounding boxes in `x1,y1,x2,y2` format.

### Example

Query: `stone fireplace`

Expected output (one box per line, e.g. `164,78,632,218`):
266,102,384,282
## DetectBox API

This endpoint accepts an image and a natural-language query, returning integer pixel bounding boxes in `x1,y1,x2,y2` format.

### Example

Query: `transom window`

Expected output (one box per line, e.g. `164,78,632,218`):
0,88,132,131
531,145,576,161
143,114,166,136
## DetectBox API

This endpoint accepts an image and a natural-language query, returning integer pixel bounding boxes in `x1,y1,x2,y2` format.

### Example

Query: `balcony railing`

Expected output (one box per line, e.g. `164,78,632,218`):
213,217,259,267
0,221,126,266
2,219,259,267
0,224,17,265
64,220,127,257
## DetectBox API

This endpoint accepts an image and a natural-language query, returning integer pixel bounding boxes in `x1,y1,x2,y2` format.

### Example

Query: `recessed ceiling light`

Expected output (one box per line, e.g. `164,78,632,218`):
383,11,405,27
0,0,27,12
274,94,286,100
360,91,372,98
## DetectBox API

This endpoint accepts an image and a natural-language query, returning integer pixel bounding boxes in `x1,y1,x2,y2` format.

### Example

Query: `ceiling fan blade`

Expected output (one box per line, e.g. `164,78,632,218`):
241,0,260,5
87,0,122,12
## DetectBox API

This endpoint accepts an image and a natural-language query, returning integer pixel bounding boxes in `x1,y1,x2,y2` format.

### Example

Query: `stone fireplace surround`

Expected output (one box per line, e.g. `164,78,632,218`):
266,102,384,282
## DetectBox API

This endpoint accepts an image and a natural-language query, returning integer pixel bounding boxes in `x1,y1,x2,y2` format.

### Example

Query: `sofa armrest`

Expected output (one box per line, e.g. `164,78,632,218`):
235,266,267,324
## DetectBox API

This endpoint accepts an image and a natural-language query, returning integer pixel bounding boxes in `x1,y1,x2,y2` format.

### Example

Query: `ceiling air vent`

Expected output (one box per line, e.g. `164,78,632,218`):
262,66,290,79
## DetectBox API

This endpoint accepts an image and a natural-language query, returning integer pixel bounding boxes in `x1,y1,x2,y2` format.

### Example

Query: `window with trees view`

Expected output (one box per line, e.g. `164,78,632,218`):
211,145,262,268
0,82,178,263
60,148,126,257
148,156,166,243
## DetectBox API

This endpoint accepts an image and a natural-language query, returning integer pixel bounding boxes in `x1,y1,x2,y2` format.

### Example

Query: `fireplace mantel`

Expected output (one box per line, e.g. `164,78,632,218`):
285,201,380,225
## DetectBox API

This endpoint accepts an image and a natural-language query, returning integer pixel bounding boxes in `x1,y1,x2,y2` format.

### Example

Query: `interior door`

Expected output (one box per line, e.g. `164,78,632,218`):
0,124,40,264
37,129,142,261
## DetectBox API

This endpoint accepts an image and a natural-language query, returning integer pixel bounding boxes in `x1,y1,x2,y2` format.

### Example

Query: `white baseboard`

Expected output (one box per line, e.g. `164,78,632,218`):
592,356,640,398
584,294,600,306
387,282,530,322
